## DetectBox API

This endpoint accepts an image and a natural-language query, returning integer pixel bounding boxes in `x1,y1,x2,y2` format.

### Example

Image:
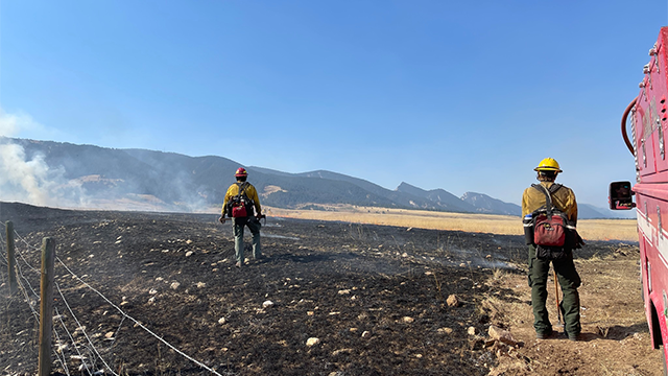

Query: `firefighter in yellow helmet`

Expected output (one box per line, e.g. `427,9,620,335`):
220,167,263,268
521,158,582,341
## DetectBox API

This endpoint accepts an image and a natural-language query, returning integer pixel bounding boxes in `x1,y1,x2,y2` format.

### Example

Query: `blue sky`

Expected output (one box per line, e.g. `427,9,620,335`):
1,1,664,209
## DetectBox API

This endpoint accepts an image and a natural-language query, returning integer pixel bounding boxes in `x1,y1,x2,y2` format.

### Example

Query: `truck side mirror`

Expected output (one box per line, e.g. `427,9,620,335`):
609,181,635,210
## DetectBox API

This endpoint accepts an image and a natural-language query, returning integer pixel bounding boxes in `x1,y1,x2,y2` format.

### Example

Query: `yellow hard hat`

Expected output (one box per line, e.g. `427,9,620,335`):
534,158,563,172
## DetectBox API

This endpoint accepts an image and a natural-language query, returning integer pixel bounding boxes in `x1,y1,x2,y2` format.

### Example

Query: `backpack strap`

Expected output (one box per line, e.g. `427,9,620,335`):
236,182,248,196
235,182,255,208
548,183,563,195
531,184,575,229
531,183,554,216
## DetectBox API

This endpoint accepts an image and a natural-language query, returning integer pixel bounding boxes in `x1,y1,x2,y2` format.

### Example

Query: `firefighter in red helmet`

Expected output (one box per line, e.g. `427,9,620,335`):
220,167,263,267
521,158,582,341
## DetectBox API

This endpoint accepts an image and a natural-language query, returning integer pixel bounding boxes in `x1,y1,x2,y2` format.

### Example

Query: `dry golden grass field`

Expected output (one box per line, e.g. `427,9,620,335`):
263,204,639,242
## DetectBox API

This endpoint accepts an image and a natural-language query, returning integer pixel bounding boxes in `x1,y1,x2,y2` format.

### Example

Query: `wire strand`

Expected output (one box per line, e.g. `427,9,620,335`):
8,229,225,376
55,282,115,376
56,256,224,376
55,306,91,376
52,310,72,376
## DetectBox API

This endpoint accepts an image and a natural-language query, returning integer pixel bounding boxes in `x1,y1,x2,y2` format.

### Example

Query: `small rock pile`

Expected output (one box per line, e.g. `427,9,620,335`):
469,325,528,374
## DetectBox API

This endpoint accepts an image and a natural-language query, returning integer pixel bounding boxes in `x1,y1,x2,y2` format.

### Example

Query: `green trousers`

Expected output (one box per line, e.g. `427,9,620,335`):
528,244,581,336
233,217,262,263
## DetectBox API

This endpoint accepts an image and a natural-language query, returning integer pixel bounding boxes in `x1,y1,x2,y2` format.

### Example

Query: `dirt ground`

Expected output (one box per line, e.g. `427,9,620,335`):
0,202,661,376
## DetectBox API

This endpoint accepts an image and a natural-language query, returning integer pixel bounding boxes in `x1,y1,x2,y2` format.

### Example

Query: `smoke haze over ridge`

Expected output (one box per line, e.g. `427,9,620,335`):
0,109,89,208
0,108,633,219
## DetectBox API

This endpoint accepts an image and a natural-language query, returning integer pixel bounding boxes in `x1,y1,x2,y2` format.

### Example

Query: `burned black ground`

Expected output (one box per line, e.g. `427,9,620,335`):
0,203,625,376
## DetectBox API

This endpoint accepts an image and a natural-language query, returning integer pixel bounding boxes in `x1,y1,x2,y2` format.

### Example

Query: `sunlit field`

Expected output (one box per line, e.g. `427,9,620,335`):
264,204,639,242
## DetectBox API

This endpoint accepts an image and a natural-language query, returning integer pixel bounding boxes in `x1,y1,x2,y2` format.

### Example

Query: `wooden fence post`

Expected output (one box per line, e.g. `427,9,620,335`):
6,220,17,294
38,237,55,376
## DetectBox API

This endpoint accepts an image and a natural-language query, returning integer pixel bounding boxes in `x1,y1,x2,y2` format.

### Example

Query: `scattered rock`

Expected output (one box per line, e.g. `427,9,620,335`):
185,251,193,257
447,294,460,307
338,289,351,295
218,317,226,325
149,289,158,295
332,348,353,356
306,337,320,346
437,327,454,334
488,325,520,347
361,331,371,338
74,326,87,333
402,316,414,323
484,338,496,348
170,282,180,290
467,327,477,336
263,300,274,308
196,282,206,288
459,263,467,268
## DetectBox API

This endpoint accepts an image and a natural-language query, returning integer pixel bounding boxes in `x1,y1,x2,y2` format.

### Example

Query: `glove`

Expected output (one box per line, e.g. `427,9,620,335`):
218,216,226,223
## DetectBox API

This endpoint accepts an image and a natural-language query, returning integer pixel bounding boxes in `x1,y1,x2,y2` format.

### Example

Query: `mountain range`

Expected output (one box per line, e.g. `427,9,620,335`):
1,137,625,219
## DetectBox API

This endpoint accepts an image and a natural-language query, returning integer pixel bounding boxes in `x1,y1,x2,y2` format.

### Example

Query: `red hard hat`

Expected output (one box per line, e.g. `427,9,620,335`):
235,167,248,177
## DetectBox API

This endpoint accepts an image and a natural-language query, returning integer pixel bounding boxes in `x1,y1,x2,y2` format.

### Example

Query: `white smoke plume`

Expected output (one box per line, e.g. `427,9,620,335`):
0,108,46,138
0,109,87,208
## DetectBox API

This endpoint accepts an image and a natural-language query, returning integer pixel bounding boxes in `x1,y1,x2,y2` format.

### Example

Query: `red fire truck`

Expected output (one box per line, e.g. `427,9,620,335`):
611,26,668,371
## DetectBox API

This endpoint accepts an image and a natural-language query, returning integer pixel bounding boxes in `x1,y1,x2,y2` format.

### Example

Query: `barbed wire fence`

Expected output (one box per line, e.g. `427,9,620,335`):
1,222,231,376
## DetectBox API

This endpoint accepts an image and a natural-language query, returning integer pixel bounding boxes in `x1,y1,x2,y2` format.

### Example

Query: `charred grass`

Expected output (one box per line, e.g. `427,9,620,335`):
0,202,655,376
0,203,509,376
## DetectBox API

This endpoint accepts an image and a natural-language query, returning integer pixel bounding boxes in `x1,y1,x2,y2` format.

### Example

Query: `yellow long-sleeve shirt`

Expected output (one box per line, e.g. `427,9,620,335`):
222,182,262,217
521,181,578,224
